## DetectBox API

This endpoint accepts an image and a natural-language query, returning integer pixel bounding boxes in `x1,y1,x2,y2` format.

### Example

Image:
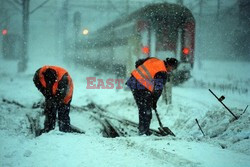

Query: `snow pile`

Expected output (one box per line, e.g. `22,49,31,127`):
104,59,250,156
1,58,250,167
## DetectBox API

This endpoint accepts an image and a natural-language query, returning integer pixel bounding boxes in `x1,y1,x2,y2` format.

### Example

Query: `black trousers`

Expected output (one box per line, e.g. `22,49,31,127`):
131,88,153,135
43,98,71,133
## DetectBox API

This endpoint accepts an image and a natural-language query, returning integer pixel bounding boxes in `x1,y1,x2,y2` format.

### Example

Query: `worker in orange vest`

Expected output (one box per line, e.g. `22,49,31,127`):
126,57,178,135
33,65,76,134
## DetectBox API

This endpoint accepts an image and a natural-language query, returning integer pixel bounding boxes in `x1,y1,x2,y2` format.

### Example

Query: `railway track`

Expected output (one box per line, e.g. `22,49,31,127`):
71,102,170,137
2,98,171,138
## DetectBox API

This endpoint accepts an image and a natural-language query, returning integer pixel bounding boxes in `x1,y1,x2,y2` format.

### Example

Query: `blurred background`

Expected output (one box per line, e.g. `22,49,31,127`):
0,0,249,73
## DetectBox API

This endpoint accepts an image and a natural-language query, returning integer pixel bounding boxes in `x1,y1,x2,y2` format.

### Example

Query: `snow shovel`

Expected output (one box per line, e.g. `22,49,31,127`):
154,109,175,137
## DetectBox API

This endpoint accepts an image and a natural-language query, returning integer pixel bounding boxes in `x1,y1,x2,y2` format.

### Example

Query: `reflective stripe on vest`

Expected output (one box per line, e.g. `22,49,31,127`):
38,66,73,104
131,58,167,92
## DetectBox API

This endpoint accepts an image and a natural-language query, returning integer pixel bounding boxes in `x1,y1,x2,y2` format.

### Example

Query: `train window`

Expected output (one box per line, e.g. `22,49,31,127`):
154,17,178,52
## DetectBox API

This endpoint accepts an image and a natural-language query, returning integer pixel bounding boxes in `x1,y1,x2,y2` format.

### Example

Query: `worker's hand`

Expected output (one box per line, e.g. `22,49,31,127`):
45,98,57,108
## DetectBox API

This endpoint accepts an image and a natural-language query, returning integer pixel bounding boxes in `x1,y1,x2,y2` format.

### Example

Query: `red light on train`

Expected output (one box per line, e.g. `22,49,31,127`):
182,48,190,55
142,46,149,54
2,29,8,35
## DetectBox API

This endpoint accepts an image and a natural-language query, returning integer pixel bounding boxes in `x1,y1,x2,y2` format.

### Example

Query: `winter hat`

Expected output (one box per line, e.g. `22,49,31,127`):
43,68,57,84
165,58,178,69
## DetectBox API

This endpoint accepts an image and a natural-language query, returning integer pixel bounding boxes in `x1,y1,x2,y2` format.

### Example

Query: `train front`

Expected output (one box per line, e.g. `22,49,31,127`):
137,3,195,84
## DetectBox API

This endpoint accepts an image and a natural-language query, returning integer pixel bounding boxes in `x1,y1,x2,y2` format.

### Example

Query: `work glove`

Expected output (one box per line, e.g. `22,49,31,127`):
45,98,59,111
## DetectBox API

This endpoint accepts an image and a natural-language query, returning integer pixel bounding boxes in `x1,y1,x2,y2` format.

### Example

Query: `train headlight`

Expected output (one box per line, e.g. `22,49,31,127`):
82,29,89,35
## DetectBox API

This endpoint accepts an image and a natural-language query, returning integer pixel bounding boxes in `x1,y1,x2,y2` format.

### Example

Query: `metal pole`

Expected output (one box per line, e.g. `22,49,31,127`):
73,11,81,61
195,118,205,136
209,89,238,120
19,0,30,72
62,0,69,58
217,0,221,20
126,0,129,14
199,0,203,17
163,75,173,105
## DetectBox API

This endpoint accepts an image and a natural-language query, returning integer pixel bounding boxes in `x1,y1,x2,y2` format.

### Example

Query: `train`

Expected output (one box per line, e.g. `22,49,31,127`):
77,2,195,84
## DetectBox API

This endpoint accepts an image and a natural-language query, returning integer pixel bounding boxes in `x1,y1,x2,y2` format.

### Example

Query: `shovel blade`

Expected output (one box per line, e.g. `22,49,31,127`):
158,127,175,137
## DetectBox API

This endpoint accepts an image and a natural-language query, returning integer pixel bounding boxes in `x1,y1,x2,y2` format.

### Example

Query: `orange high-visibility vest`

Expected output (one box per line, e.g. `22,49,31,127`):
131,58,167,92
39,66,73,104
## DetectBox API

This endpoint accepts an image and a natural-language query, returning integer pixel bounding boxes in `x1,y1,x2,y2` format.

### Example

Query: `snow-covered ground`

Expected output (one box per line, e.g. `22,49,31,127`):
0,57,250,167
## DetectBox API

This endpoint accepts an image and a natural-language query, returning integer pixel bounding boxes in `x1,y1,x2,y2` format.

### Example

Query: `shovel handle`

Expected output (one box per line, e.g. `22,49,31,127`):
154,109,164,128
